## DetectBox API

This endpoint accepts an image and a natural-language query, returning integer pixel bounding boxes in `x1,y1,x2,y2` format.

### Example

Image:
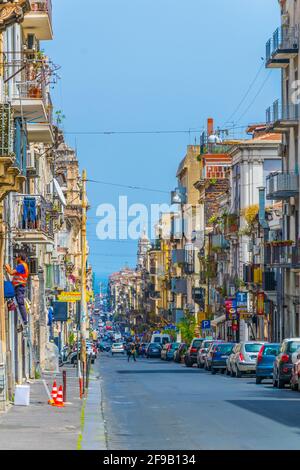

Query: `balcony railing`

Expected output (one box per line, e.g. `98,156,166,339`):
266,100,299,130
266,26,299,68
12,194,54,242
0,104,14,157
171,278,187,295
265,244,300,268
211,234,230,250
266,172,299,200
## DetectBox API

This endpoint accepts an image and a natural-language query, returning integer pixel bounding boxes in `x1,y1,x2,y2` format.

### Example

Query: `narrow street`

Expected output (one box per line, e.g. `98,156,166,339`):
98,354,300,450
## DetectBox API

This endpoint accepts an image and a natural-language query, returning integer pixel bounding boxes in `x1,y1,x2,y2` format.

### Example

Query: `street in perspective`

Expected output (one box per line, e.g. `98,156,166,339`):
0,0,300,455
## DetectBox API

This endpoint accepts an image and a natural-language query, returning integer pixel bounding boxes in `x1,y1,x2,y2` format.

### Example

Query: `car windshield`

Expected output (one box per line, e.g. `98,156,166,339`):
287,342,300,353
150,344,161,349
245,343,263,353
113,343,122,347
193,340,203,348
263,345,280,356
215,344,234,354
171,343,179,349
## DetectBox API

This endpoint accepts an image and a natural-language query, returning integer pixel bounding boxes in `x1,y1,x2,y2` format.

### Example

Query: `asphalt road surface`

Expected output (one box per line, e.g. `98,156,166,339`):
97,353,300,450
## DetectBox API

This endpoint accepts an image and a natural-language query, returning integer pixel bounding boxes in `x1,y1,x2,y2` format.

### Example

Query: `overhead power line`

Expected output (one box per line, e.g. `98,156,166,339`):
236,71,272,124
87,179,169,194
224,61,265,125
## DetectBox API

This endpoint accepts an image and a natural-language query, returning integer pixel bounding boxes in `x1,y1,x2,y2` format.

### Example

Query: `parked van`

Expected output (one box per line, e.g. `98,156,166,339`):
151,333,171,345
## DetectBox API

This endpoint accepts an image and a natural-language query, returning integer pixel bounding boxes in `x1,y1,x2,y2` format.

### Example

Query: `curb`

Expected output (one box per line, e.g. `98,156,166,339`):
80,374,107,450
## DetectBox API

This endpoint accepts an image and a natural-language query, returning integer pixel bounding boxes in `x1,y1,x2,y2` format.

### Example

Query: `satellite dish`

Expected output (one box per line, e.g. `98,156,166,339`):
208,134,222,144
53,178,67,206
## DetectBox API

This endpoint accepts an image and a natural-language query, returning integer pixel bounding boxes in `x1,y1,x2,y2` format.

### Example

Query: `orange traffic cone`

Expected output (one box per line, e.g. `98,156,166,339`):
53,385,64,408
48,381,57,405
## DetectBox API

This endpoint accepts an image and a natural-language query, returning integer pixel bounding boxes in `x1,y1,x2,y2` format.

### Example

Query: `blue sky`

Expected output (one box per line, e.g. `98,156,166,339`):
46,0,280,285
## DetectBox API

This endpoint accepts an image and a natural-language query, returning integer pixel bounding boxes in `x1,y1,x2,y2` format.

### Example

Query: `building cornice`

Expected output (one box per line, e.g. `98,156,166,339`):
0,0,30,32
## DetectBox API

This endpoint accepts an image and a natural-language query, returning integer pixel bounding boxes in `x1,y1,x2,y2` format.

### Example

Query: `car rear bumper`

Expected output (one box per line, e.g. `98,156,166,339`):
211,361,227,368
256,367,273,378
237,362,256,372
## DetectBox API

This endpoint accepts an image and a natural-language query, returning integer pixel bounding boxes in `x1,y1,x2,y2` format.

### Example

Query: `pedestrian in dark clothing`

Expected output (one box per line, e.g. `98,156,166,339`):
128,344,136,362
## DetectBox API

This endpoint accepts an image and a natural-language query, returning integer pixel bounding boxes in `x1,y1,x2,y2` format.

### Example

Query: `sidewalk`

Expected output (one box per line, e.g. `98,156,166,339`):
0,364,83,450
80,371,107,450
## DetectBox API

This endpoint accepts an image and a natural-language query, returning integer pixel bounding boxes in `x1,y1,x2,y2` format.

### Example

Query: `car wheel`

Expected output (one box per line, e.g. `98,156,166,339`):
278,378,285,389
236,367,242,378
291,382,298,391
211,367,216,375
256,377,262,385
225,368,230,376
272,376,277,387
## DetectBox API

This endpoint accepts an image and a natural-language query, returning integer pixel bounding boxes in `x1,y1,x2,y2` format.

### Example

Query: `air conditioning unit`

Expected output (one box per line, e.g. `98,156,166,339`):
26,148,39,177
28,257,39,276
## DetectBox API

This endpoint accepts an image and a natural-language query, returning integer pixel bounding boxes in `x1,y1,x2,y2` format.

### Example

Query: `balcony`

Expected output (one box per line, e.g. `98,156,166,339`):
171,278,187,295
26,95,54,143
211,234,230,250
11,194,54,244
266,172,299,200
266,26,299,69
266,100,299,133
265,243,300,269
172,249,194,274
22,0,53,40
12,80,48,122
192,287,206,310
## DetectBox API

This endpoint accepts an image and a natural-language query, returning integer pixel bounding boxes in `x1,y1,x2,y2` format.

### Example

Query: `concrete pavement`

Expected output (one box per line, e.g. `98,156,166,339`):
0,364,82,450
98,353,300,450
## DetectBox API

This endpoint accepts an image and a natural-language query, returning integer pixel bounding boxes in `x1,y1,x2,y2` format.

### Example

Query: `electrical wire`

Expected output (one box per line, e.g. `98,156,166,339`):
87,179,169,194
236,71,272,124
224,61,265,125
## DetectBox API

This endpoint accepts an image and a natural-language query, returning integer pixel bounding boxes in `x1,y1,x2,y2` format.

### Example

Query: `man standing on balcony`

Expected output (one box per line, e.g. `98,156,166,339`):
5,253,29,326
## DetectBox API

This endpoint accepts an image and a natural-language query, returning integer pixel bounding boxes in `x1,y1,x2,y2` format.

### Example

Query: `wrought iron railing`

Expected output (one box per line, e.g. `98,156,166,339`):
266,25,299,62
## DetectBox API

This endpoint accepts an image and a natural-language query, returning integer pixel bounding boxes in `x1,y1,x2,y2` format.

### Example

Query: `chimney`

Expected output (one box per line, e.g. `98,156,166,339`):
207,118,214,136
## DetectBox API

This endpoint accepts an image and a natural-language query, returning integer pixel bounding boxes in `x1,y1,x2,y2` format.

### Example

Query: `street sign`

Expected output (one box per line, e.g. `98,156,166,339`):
201,320,211,330
57,291,91,302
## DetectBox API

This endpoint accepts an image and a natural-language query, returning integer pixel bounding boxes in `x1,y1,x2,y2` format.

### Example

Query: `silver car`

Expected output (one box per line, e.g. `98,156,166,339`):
230,341,265,377
197,340,214,368
226,343,240,376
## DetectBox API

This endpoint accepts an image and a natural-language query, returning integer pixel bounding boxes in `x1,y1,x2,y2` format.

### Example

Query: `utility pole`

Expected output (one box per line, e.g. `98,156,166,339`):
80,169,87,368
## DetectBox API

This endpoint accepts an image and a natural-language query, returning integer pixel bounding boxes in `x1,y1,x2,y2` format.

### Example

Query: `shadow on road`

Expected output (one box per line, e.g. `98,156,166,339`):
228,399,300,428
117,369,201,374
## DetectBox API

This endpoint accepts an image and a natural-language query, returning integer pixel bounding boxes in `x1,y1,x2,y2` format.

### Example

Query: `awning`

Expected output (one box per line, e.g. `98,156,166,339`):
211,314,226,327
53,178,67,206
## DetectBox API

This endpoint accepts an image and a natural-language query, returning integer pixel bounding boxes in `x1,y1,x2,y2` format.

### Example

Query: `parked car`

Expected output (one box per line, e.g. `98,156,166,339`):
197,339,214,368
111,342,125,355
185,338,204,367
290,352,300,391
210,342,236,374
226,343,240,376
273,338,300,388
230,341,265,377
204,341,224,371
174,343,187,363
146,343,162,358
138,343,148,356
161,342,180,361
256,343,280,384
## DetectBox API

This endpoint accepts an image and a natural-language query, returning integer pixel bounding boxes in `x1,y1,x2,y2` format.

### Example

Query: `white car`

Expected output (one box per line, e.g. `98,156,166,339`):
111,342,125,355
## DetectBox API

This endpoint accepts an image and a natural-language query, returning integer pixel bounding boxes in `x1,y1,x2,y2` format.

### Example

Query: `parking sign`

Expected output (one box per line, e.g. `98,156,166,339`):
201,320,211,330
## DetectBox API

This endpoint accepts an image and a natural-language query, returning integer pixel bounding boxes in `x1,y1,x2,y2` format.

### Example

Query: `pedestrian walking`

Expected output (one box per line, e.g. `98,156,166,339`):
5,253,29,327
128,343,136,362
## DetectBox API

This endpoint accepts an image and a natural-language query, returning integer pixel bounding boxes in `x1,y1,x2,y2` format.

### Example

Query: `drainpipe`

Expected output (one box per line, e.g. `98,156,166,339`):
258,187,269,340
